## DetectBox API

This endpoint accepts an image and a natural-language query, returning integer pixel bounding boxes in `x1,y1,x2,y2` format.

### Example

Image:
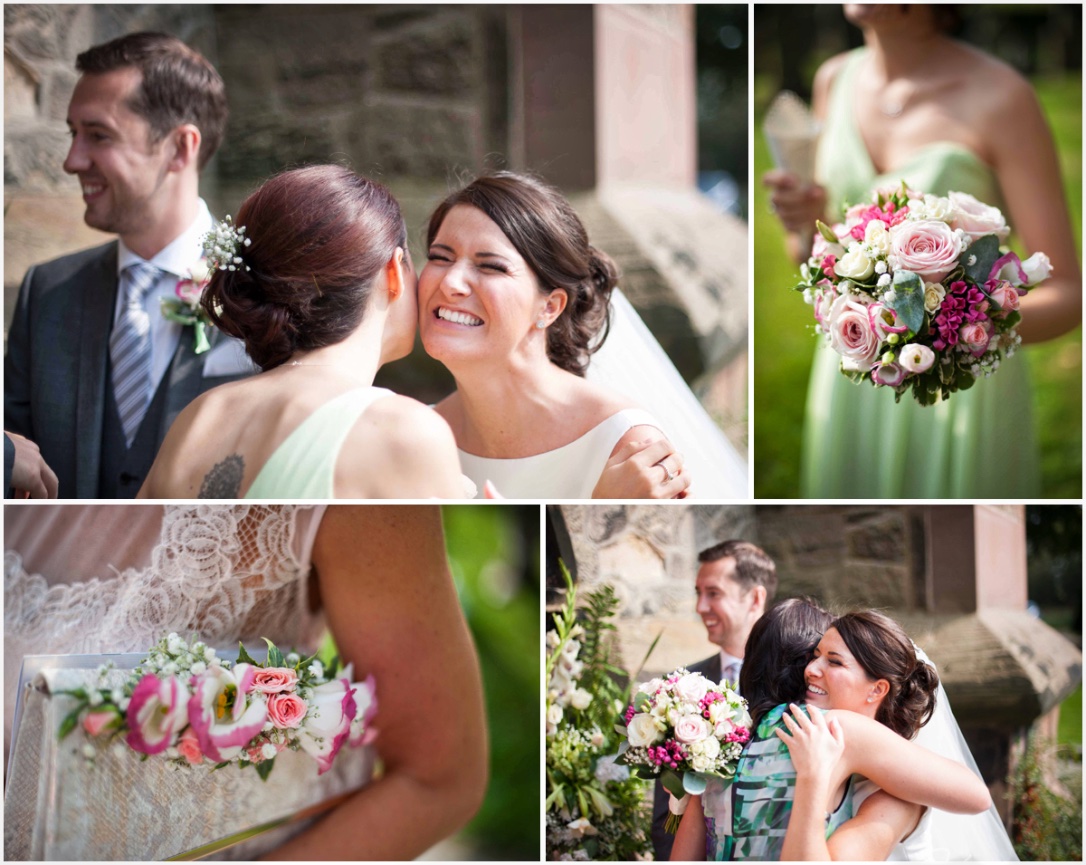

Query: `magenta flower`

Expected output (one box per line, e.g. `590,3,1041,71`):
126,673,189,755
187,663,268,762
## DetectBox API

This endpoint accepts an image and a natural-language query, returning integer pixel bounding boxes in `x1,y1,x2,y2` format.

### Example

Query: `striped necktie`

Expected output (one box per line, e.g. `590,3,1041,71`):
724,660,742,691
111,261,161,447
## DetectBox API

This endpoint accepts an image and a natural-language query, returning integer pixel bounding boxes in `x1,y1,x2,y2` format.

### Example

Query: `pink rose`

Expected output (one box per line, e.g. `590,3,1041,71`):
267,692,308,729
948,191,1009,241
673,715,710,744
828,295,881,372
988,282,1020,317
177,727,204,765
251,667,299,694
959,321,992,357
890,219,963,282
83,710,119,738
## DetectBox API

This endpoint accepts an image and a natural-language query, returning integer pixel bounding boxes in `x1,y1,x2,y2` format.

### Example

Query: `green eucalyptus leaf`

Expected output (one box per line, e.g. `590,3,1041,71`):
633,691,651,712
661,769,686,800
889,270,925,334
682,772,708,796
960,235,1000,284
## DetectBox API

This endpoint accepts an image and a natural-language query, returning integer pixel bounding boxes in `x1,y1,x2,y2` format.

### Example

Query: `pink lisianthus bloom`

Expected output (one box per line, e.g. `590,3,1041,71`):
177,727,204,765
297,676,358,774
174,260,210,305
828,294,882,372
126,673,189,755
251,667,299,694
873,361,906,387
898,344,936,374
267,692,308,729
187,662,268,762
959,321,992,357
83,709,120,738
868,303,908,341
348,674,379,747
812,282,838,332
889,219,963,282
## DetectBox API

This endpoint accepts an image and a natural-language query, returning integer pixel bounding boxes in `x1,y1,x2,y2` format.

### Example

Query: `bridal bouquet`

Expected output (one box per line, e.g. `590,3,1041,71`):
794,183,1052,405
56,633,377,780
617,668,751,832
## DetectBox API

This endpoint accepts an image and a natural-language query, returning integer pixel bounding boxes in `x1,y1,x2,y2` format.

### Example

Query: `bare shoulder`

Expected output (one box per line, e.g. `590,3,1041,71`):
812,50,854,110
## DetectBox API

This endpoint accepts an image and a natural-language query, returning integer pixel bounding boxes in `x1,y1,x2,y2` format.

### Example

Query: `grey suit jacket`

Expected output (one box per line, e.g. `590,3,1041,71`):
4,241,248,498
651,652,722,862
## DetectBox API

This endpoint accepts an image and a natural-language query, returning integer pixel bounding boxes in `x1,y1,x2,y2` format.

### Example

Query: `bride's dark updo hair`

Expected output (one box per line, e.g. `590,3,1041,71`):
202,164,407,371
832,610,939,740
741,597,833,725
426,171,619,376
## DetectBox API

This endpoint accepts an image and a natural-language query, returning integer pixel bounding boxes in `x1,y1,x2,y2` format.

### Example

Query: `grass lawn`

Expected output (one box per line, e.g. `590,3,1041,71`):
752,74,1082,498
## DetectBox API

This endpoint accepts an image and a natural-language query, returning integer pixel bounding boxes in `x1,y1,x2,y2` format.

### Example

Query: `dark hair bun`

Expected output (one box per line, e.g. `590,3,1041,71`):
203,165,406,371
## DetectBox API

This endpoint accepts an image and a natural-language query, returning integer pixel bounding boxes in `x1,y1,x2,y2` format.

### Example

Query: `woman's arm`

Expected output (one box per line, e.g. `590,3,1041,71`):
830,711,991,814
987,71,1081,343
776,704,921,861
670,794,707,861
263,506,488,859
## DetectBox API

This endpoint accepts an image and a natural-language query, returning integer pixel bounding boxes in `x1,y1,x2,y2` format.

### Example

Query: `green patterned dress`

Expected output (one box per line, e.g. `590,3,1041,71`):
800,48,1040,497
702,704,854,861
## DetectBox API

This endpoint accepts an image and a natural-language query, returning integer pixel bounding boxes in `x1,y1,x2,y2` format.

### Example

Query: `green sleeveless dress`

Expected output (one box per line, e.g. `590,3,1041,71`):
801,48,1040,497
245,387,393,499
702,704,855,861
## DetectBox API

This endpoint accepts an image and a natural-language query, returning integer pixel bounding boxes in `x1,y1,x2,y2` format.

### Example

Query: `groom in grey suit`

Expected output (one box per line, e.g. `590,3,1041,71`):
651,540,777,861
4,32,252,498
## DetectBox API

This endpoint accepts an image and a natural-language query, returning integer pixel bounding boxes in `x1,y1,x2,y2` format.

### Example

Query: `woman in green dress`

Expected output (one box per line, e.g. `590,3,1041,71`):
765,5,1081,497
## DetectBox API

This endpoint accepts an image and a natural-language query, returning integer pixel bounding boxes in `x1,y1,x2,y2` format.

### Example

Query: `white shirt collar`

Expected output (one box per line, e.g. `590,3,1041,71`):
719,649,743,674
116,198,214,278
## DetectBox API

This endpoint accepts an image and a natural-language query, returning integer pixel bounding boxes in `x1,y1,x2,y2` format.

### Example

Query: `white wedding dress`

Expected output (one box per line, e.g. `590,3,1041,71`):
4,504,373,860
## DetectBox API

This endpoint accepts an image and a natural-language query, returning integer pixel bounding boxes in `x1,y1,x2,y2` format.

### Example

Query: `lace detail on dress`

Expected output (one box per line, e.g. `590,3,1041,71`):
5,505,326,741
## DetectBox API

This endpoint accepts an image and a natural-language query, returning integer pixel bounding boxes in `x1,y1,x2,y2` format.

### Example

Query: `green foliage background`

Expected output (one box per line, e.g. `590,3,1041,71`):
753,74,1082,497
443,505,540,860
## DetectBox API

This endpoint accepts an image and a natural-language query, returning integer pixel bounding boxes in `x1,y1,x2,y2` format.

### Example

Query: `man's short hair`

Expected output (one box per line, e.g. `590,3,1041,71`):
698,539,777,602
76,32,227,171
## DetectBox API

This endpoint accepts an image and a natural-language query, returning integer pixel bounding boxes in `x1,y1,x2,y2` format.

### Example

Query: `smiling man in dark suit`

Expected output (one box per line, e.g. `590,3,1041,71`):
4,32,252,498
651,539,777,861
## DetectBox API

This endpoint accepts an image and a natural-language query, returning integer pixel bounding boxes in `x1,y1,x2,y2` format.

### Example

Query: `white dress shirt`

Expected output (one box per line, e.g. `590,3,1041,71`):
114,199,214,388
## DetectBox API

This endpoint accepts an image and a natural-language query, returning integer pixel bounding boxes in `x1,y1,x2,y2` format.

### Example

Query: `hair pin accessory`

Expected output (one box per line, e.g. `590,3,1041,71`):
203,215,252,272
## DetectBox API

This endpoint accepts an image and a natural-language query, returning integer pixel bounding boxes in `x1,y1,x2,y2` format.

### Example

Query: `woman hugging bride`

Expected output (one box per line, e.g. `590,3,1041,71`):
141,165,746,500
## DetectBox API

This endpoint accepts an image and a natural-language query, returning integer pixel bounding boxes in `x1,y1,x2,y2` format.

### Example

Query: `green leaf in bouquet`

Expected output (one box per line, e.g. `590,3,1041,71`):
616,738,630,756
682,772,708,796
263,638,285,670
255,757,276,781
888,270,925,334
633,691,652,712
632,766,658,781
815,220,840,245
236,641,258,667
57,705,85,740
660,769,686,800
1001,310,1021,329
960,235,1000,284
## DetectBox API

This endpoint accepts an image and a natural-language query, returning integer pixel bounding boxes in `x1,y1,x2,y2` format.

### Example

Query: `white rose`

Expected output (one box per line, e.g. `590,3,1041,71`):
864,219,891,255
674,715,711,744
547,704,564,727
698,735,721,760
908,193,955,223
923,281,946,313
673,673,710,705
570,689,592,710
948,191,1009,240
834,247,876,282
627,713,663,748
691,753,713,772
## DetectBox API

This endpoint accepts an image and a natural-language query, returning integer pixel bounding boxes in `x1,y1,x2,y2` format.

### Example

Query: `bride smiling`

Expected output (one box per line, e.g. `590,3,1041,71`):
420,171,745,499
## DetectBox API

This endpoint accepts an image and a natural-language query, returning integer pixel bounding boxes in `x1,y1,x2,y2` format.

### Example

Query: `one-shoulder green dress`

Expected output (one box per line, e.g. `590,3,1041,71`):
801,49,1040,497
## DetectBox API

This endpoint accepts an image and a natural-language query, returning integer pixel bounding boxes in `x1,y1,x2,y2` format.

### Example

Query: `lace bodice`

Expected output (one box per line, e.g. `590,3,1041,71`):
5,504,327,743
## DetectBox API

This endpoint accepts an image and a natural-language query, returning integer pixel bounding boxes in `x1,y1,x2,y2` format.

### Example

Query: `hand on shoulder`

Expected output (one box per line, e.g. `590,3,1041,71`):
593,427,691,499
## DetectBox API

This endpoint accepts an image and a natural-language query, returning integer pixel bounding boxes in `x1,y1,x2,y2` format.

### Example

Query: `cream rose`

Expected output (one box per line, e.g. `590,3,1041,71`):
949,191,1009,241
834,247,876,282
674,673,710,704
890,219,963,282
923,281,947,314
863,219,892,256
627,713,663,748
828,294,881,372
570,688,592,710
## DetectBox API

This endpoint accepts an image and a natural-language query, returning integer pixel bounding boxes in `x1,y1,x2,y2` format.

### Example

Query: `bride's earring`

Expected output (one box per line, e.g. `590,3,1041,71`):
535,318,547,329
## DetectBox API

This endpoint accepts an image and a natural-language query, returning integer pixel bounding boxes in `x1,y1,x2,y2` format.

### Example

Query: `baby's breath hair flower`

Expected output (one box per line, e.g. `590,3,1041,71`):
203,215,252,273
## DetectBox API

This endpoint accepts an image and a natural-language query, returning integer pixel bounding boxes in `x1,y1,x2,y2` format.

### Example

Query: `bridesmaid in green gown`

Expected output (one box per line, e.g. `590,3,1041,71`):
765,5,1081,498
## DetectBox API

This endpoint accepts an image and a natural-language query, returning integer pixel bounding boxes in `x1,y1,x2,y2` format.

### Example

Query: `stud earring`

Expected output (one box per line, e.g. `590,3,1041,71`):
535,318,546,329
